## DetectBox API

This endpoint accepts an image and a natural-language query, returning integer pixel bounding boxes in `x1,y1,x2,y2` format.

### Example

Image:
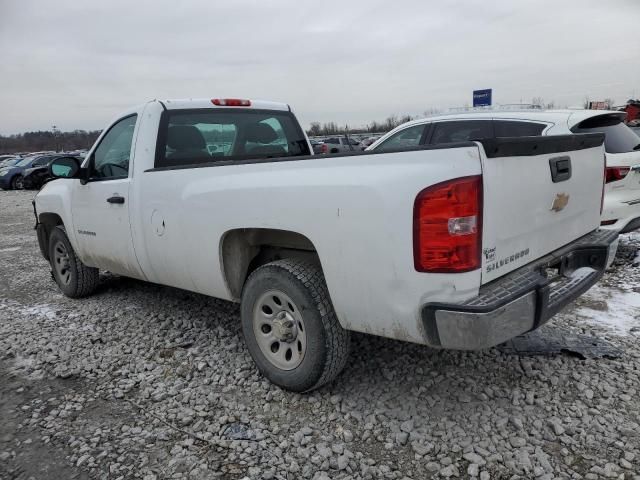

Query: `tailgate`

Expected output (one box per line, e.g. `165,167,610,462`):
478,134,605,284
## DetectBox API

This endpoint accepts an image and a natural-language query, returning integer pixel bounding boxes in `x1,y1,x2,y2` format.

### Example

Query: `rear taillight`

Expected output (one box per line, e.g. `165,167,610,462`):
413,175,482,273
605,166,630,183
601,158,606,214
320,144,328,154
211,98,251,107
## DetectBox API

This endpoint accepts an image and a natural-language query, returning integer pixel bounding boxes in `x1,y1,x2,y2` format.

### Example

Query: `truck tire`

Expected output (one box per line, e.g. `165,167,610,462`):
241,259,350,392
48,226,99,298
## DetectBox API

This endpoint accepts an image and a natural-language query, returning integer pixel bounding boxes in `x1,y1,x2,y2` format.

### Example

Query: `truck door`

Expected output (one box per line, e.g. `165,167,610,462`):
71,114,145,280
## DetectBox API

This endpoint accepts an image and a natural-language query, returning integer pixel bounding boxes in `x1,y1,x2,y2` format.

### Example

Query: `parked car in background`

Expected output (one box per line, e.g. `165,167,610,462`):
62,149,89,159
309,139,326,154
22,154,82,189
0,156,22,168
0,154,56,190
357,136,381,150
368,109,640,233
322,136,360,153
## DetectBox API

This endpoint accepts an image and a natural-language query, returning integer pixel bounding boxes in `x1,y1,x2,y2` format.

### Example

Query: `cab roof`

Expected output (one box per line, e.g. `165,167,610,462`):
158,98,290,111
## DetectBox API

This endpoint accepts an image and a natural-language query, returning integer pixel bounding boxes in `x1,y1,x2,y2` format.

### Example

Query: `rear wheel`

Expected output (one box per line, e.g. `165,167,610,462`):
48,226,99,298
241,259,350,392
11,175,23,190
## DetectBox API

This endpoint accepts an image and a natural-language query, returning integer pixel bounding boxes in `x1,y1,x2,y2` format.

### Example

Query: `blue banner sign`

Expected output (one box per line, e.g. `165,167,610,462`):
473,89,492,107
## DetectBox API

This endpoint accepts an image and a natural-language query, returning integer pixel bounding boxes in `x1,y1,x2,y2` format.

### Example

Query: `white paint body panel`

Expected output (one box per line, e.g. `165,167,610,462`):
34,99,607,345
479,145,603,283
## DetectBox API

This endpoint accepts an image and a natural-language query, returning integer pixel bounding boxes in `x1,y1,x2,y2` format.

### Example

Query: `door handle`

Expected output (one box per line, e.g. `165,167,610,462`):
107,196,125,204
549,156,572,183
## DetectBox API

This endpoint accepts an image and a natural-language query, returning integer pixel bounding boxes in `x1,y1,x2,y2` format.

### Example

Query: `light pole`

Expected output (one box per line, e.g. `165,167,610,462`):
52,125,60,152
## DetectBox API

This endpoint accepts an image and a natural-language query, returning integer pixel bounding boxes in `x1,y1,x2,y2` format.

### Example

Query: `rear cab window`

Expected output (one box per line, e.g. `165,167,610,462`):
572,113,640,154
155,109,310,168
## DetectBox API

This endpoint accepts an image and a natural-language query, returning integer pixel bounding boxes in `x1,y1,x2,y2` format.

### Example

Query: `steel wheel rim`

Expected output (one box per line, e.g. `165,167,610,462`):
252,289,307,371
53,241,72,285
14,177,23,189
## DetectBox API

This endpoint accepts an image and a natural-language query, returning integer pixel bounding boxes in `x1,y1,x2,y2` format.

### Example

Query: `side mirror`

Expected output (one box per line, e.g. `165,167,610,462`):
49,157,81,179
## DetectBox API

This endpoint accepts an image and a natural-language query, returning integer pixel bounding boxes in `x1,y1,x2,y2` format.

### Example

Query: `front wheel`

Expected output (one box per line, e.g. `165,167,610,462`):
48,226,99,298
241,259,350,392
11,175,23,190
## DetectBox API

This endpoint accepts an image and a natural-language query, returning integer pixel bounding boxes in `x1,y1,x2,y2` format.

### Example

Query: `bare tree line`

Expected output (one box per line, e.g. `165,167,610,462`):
0,129,101,154
306,109,443,137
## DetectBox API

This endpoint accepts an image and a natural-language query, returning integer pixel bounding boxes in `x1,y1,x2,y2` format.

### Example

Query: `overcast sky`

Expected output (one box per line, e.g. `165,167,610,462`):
1,0,639,134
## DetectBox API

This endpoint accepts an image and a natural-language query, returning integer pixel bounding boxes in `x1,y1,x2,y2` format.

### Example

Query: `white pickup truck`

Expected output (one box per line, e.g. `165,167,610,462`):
34,98,618,391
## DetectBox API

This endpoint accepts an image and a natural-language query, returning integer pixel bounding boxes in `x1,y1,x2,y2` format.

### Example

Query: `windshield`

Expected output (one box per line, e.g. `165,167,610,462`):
572,114,640,153
2,158,21,167
16,157,34,167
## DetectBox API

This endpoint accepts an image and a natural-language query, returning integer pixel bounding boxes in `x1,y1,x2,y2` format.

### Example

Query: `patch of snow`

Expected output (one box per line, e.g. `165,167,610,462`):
12,354,36,370
0,300,57,320
622,231,640,242
0,246,21,252
576,284,640,336
20,304,58,320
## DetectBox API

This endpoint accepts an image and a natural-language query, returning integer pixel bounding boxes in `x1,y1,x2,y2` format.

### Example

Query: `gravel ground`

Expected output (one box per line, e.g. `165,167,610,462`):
1,189,639,480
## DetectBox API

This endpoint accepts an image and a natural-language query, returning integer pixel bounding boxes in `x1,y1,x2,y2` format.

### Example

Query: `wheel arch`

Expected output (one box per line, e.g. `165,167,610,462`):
10,174,23,189
220,228,321,300
37,212,64,260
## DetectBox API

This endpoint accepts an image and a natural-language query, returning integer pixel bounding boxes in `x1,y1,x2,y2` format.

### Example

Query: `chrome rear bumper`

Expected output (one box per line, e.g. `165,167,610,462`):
421,229,619,350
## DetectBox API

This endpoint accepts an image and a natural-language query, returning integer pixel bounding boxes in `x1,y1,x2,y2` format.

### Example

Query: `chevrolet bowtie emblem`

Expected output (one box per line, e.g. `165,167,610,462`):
551,193,570,212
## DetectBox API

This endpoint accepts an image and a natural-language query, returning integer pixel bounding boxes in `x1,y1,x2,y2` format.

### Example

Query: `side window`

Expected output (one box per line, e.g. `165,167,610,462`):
494,120,545,137
32,156,50,167
324,138,339,144
430,120,493,144
91,115,137,179
375,124,425,152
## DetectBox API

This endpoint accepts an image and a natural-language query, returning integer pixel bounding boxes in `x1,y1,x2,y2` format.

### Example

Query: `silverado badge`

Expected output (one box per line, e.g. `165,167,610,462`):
551,193,569,212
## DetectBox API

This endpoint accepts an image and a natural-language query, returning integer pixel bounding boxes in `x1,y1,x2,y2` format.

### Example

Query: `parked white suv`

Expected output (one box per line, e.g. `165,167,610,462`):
368,109,640,233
